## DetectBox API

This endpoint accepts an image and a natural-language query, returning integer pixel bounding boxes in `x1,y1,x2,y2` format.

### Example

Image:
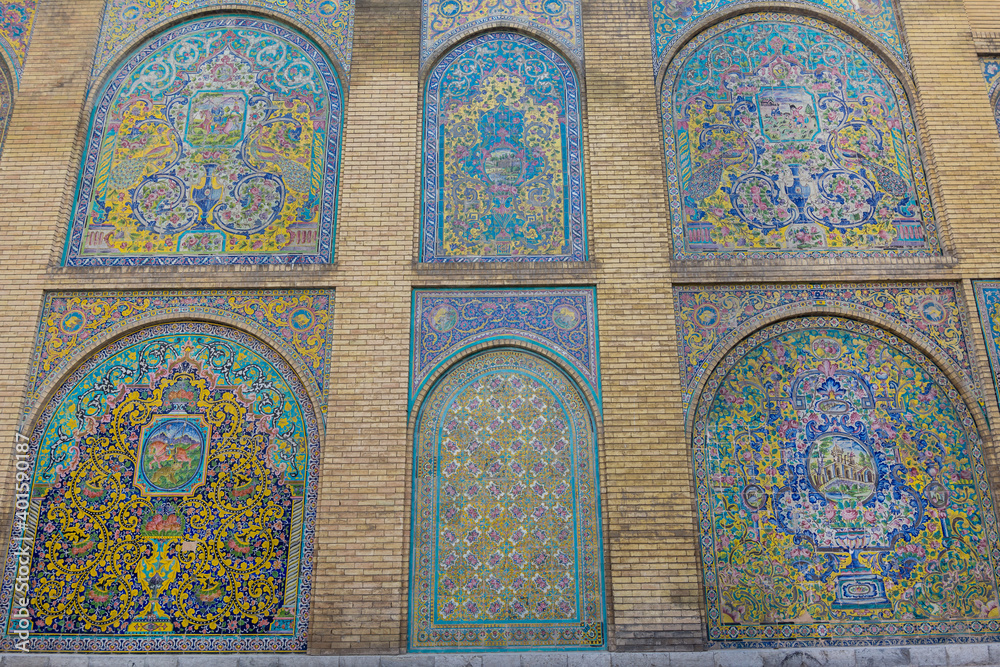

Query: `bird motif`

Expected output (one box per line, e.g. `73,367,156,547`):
249,138,310,193
686,158,723,201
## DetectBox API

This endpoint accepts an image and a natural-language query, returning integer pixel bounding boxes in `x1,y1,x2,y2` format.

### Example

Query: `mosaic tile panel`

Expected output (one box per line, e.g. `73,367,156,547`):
663,14,938,259
65,16,343,266
409,348,604,651
2,321,320,651
411,289,598,404
695,316,1000,648
649,0,904,74
674,284,978,423
422,0,582,67
0,61,11,156
0,0,35,84
25,290,333,420
972,282,1000,410
980,58,1000,138
421,32,585,262
95,0,353,78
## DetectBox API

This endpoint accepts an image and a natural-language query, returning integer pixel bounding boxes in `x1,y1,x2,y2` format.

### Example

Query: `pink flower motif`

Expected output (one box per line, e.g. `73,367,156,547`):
841,508,859,522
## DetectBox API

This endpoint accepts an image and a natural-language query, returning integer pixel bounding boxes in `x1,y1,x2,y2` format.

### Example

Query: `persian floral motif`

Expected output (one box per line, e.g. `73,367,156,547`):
25,290,333,418
95,0,353,77
674,284,978,422
410,349,604,651
0,0,35,83
971,283,1000,410
411,289,598,403
0,62,11,155
422,0,581,66
649,0,904,74
65,17,343,266
422,32,585,262
695,317,1000,647
663,14,938,259
980,58,1000,138
1,322,320,651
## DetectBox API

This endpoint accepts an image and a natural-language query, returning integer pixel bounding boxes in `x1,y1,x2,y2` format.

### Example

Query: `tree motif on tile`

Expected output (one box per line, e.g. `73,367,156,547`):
410,349,603,650
65,17,342,266
663,15,938,259
2,322,319,651
422,32,585,262
695,317,1000,647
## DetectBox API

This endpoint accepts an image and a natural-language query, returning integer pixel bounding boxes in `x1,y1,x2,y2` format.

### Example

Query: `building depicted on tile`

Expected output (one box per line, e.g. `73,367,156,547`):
5,0,1000,661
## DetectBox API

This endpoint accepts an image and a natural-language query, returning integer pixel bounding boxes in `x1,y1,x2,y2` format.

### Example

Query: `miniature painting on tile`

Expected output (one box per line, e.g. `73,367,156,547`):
649,0,905,75
95,0,353,78
694,315,1000,647
64,16,343,266
0,0,36,84
409,289,604,651
1,291,332,651
662,14,939,259
980,58,1000,138
421,32,586,262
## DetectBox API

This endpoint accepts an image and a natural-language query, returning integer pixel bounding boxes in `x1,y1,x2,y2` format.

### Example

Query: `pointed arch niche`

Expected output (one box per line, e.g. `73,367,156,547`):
63,15,344,266
661,13,941,259
0,319,322,651
693,315,1000,647
420,31,586,262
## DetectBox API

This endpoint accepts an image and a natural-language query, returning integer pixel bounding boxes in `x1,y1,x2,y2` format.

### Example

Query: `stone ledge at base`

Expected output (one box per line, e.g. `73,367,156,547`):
4,645,1000,667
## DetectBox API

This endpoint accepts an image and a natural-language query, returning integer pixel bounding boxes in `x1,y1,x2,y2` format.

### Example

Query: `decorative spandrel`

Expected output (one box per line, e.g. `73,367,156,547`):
421,32,585,262
65,17,343,266
0,0,35,84
1,322,320,651
649,0,905,74
409,349,604,651
695,317,1000,647
663,15,939,259
980,58,1000,139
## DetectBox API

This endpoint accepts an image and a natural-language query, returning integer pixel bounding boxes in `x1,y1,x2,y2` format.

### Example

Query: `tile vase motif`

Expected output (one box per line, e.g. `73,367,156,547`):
663,14,938,259
1,322,320,651
65,16,343,266
421,33,585,262
409,348,604,651
695,316,1000,647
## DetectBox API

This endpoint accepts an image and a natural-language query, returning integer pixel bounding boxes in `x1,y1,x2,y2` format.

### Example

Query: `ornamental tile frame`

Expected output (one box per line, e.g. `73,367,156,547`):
408,347,605,651
421,0,582,68
421,32,586,263
971,282,1000,411
980,58,1000,138
64,16,343,267
0,0,36,85
649,0,906,75
661,13,939,259
694,316,1000,647
410,288,599,406
674,283,982,428
22,290,334,424
2,320,323,651
93,0,353,80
